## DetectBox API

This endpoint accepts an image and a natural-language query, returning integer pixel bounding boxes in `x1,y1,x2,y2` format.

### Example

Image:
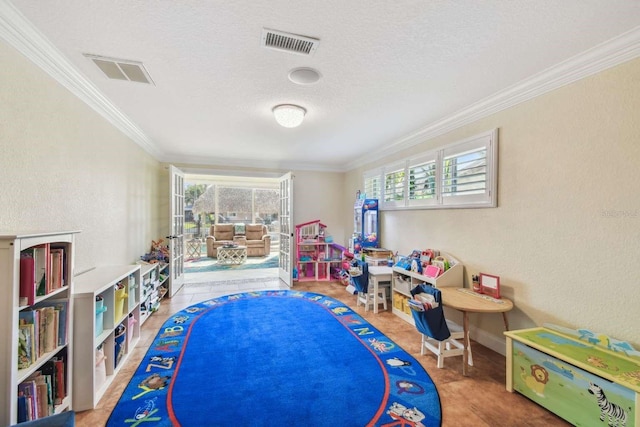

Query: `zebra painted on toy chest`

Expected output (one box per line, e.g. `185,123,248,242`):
587,382,627,427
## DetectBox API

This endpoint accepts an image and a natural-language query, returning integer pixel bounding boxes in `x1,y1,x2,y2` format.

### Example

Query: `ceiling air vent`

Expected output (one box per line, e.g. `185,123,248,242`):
261,28,319,56
84,54,155,85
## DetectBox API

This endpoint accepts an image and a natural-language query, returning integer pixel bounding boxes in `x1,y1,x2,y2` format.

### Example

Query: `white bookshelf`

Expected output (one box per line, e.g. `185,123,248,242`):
72,265,141,411
0,230,79,426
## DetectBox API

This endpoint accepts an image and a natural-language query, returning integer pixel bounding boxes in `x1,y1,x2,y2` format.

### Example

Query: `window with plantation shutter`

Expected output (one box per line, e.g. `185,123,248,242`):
362,129,497,210
408,153,437,207
383,162,406,208
441,131,496,206
363,169,382,200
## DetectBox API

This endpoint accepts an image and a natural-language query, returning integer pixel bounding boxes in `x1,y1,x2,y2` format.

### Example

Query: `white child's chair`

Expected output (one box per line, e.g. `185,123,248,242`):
351,259,388,312
411,284,473,370
357,285,388,312
419,319,473,369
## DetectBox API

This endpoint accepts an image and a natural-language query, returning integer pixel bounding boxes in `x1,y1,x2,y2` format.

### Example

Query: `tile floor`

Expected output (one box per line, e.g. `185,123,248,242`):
75,267,570,427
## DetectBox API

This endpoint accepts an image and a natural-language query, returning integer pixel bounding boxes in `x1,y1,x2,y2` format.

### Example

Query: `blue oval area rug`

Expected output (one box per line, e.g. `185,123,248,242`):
107,290,442,426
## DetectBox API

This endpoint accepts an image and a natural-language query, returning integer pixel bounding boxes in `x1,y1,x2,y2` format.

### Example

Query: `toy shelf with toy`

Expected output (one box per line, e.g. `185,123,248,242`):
137,261,169,324
72,265,141,411
391,252,463,324
138,262,157,325
296,242,346,282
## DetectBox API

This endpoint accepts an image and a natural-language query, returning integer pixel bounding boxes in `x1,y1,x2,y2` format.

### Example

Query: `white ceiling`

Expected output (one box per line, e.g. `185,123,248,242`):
2,1,640,172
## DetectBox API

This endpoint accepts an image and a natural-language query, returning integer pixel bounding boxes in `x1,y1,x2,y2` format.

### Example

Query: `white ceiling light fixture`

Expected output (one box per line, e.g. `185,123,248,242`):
272,104,306,128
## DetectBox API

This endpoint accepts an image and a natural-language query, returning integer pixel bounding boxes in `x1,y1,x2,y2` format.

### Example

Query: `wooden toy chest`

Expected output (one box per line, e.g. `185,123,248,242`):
505,327,640,426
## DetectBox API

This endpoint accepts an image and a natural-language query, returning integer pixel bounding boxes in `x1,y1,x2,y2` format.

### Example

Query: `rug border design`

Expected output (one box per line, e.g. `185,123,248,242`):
107,290,442,427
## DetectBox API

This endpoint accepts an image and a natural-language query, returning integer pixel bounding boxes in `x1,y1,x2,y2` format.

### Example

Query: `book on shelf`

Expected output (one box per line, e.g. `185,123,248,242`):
38,308,46,357
21,244,50,299
19,254,35,306
19,310,39,367
18,301,69,369
41,356,67,406
36,299,68,346
17,393,28,423
34,245,49,296
18,380,37,421
41,306,57,354
17,355,68,422
40,361,57,408
26,371,54,419
35,376,49,418
50,248,64,289
54,356,66,405
18,324,34,369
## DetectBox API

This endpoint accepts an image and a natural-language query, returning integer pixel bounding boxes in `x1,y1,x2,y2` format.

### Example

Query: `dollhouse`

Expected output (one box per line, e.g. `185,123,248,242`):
295,220,345,282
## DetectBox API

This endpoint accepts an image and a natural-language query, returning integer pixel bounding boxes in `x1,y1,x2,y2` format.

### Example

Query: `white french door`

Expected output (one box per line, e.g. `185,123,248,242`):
168,165,185,297
278,172,293,287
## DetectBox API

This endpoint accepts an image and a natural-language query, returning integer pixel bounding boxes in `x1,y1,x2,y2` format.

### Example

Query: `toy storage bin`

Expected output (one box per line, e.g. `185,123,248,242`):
95,345,106,390
393,293,403,310
114,324,126,368
127,313,137,347
394,275,411,294
127,275,137,312
114,286,127,321
95,296,107,337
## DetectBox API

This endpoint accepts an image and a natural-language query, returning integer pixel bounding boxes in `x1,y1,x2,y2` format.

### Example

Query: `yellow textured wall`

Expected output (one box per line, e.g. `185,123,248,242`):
0,40,163,273
345,58,640,351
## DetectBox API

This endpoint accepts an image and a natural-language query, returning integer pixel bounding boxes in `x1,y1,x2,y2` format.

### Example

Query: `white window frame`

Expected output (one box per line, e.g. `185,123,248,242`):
363,169,382,201
382,161,407,209
407,152,439,208
362,129,498,210
441,131,496,207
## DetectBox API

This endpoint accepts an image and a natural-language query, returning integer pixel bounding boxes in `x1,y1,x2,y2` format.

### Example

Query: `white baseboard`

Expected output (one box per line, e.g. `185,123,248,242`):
447,320,507,357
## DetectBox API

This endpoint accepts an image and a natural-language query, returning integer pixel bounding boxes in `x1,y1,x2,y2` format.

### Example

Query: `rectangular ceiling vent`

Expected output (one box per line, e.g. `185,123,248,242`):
84,54,155,85
261,28,319,56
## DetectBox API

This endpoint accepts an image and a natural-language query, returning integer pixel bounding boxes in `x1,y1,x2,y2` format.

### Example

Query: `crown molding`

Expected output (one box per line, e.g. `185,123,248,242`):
163,152,345,173
2,0,638,173
344,25,640,171
0,1,160,157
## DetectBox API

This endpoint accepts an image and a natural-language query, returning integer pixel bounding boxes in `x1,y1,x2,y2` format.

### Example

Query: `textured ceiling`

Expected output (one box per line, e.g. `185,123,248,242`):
3,1,640,171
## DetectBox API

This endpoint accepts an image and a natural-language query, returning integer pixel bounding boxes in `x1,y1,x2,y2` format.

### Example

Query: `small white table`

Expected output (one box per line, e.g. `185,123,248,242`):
186,238,202,259
368,265,393,314
217,245,247,265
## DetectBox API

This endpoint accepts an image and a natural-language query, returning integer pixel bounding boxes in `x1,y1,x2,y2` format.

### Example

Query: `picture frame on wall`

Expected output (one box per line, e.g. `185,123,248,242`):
479,273,501,298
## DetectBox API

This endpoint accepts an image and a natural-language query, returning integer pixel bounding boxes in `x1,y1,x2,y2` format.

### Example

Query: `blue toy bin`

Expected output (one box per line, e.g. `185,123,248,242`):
114,323,126,368
95,296,107,337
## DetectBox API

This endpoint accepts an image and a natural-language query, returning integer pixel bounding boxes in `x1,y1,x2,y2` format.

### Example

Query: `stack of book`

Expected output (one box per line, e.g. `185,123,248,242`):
18,301,69,370
408,293,439,312
19,244,66,306
17,355,67,422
